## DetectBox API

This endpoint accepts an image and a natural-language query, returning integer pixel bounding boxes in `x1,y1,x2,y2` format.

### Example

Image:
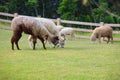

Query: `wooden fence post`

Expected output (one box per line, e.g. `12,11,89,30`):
100,22,104,26
14,13,18,17
57,18,61,25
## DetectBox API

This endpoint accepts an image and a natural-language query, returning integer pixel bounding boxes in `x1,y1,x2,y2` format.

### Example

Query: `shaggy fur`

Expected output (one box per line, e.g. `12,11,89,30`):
58,27,76,48
36,18,59,36
28,18,65,48
56,25,64,31
90,26,113,43
11,16,59,50
59,27,75,39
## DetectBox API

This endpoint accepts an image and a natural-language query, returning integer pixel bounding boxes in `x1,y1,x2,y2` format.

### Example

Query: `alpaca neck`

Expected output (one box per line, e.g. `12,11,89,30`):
47,32,55,44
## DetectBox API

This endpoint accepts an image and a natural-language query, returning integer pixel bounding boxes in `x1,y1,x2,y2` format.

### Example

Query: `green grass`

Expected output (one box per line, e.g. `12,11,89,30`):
0,29,120,80
0,22,10,26
75,31,91,36
75,31,120,38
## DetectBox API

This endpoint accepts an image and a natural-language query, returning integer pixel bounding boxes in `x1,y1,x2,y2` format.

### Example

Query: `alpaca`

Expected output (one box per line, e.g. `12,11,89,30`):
58,27,78,48
90,26,113,43
59,27,76,40
11,16,59,50
28,18,65,48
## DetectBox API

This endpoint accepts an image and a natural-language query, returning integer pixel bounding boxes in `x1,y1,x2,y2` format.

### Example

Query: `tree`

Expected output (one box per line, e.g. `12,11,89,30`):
57,0,78,20
25,0,38,16
0,0,119,24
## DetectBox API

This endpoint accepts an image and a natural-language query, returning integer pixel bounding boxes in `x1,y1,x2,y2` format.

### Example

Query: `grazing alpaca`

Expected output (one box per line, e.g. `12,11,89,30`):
59,27,76,39
28,18,65,48
90,26,113,43
58,27,77,48
11,16,59,50
36,18,59,36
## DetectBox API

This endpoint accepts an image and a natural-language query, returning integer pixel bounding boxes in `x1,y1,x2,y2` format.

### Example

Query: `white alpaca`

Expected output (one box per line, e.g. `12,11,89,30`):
28,18,65,49
59,27,76,39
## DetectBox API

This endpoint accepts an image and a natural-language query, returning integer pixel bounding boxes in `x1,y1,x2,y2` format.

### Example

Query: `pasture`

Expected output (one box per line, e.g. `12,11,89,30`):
0,29,120,80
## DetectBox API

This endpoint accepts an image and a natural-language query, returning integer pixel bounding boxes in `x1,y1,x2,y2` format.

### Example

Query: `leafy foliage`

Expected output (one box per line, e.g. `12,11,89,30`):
0,0,120,28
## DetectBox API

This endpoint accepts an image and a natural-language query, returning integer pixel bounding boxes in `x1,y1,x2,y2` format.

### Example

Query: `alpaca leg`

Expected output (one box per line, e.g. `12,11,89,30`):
33,41,36,50
107,38,110,44
15,41,20,50
12,42,14,50
32,37,37,50
107,36,110,44
36,40,41,48
111,36,113,44
103,37,106,41
38,37,46,49
28,35,34,49
107,36,111,43
44,39,47,44
11,34,21,50
44,35,48,45
98,38,101,43
48,41,52,48
44,39,52,48
71,33,75,38
15,34,22,50
11,36,15,50
29,41,33,49
42,39,46,49
98,35,101,43
103,37,108,42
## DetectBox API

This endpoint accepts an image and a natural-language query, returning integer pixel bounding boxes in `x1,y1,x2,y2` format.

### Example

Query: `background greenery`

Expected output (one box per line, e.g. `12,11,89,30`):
0,0,120,24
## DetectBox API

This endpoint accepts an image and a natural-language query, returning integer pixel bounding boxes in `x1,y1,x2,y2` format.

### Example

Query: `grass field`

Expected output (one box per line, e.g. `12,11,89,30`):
0,29,120,80
0,22,10,26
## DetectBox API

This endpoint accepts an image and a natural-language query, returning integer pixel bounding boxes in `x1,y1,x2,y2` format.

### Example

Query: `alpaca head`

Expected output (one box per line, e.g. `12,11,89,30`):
90,34,97,42
51,36,60,47
59,35,66,48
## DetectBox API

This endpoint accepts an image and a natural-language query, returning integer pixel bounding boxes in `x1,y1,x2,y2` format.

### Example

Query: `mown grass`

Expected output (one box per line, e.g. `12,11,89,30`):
0,29,120,80
75,31,120,38
0,22,10,26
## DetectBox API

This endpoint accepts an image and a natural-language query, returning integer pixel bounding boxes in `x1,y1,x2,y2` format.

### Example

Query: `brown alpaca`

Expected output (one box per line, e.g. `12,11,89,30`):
90,26,113,43
11,16,59,50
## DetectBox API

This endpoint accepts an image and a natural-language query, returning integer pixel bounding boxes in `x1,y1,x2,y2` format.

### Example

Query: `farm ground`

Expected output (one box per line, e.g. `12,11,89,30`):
0,29,120,80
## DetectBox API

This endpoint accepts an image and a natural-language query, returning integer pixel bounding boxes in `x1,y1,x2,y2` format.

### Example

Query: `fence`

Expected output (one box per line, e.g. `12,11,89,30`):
0,12,120,40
